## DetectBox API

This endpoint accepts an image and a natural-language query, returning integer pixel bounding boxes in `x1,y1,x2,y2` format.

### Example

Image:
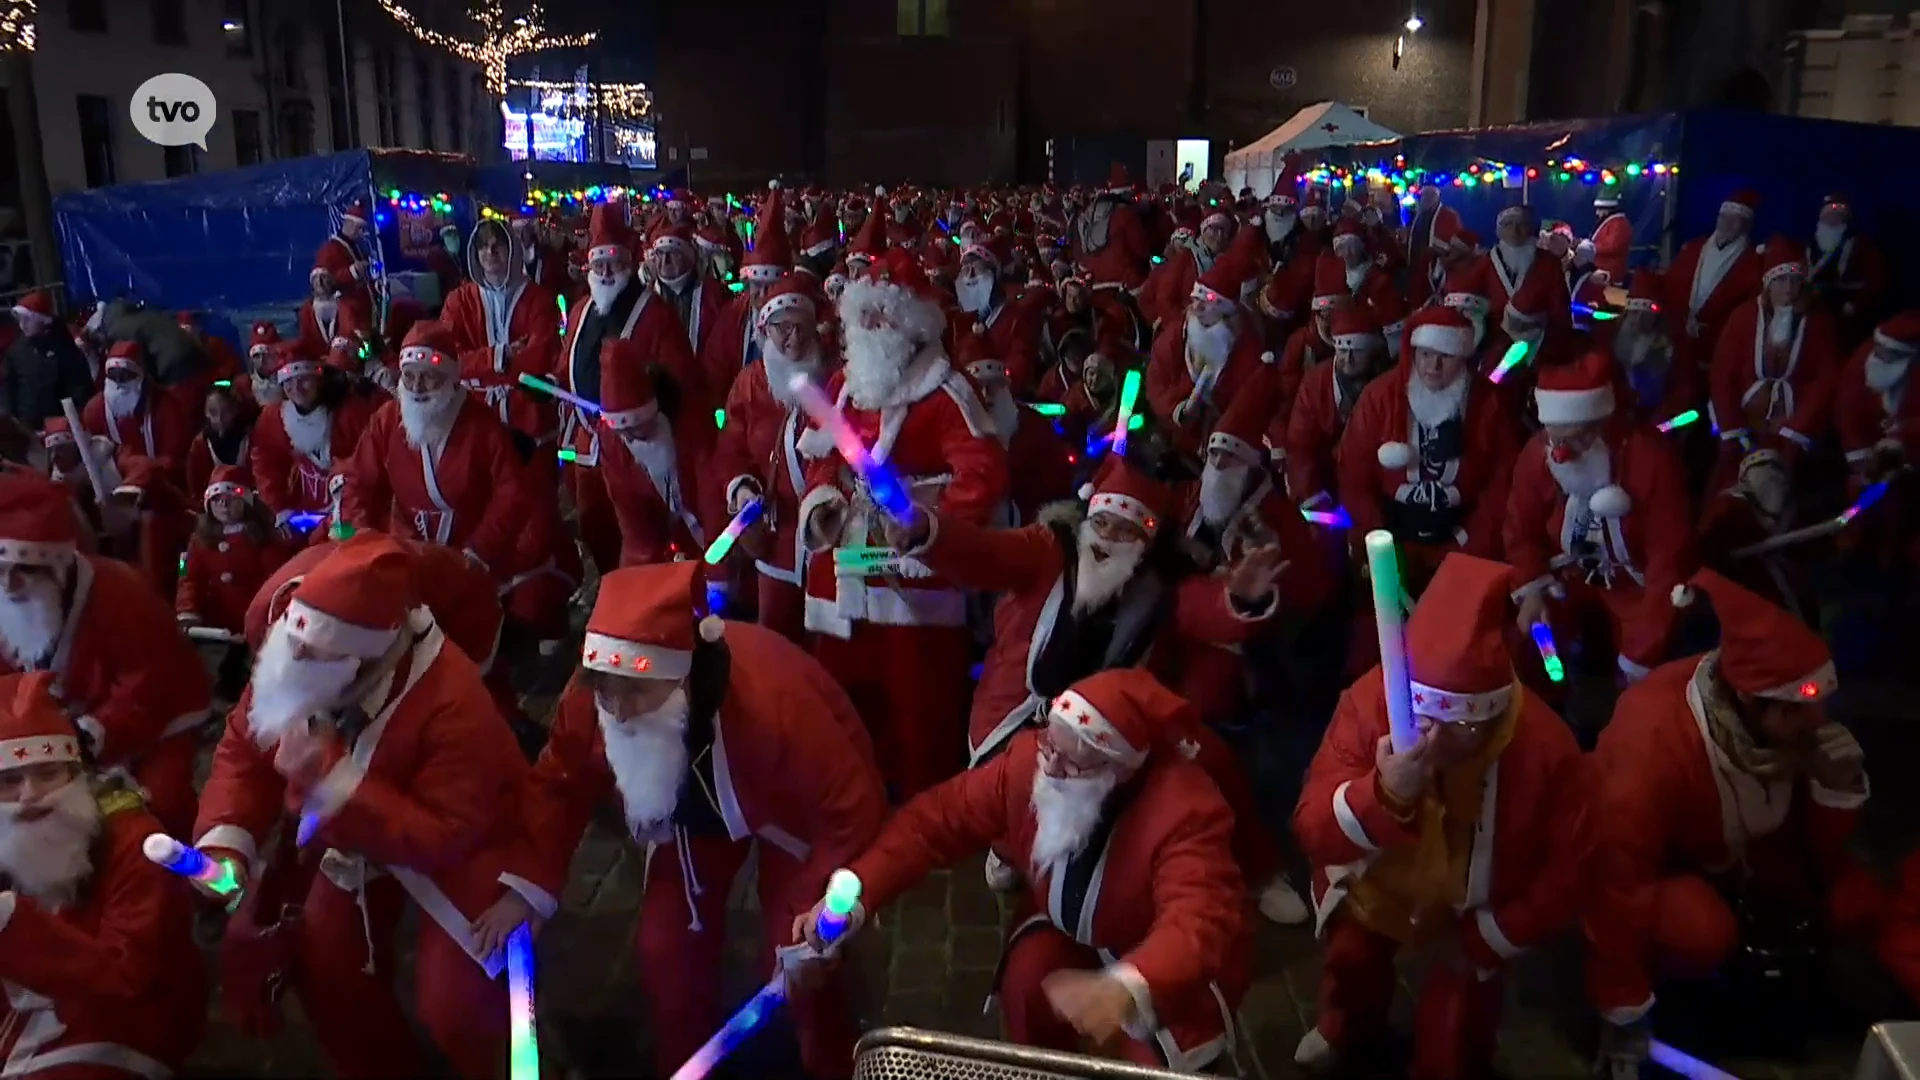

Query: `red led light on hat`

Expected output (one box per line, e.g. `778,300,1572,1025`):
1800,681,1819,699
610,653,623,666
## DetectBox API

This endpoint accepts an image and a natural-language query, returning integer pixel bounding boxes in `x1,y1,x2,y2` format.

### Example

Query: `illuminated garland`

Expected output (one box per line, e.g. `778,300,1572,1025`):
477,185,632,219
1296,154,1679,203
374,0,594,97
509,78,653,122
0,0,34,51
384,189,455,214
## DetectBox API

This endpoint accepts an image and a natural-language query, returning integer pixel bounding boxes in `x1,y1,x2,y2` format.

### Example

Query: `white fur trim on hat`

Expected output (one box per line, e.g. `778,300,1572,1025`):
41,428,73,448
1534,383,1615,425
587,244,625,263
399,345,450,369
1409,322,1474,357
1333,332,1381,351
0,539,74,567
1077,482,1096,501
1626,298,1659,314
1762,261,1805,285
1201,211,1232,230
1496,206,1528,224
0,732,81,768
1409,679,1514,723
204,480,248,503
1377,441,1413,470
104,355,138,374
1332,231,1367,251
1087,492,1160,535
1588,484,1632,518
9,305,49,326
741,263,784,283
1312,294,1340,312
276,359,322,383
249,343,273,361
650,233,693,255
1757,659,1838,703
1719,200,1755,218
1444,292,1489,315
1050,689,1147,768
757,291,815,328
1208,431,1262,464
602,401,658,433
1873,330,1919,357
284,596,400,659
580,630,691,680
967,359,1006,380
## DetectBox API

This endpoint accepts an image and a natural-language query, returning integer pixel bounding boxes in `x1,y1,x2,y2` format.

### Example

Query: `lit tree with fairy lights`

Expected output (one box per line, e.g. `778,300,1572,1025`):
373,0,594,98
0,0,36,51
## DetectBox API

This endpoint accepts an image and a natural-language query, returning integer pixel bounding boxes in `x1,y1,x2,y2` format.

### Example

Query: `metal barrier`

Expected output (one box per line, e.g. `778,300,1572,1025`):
852,1028,1201,1080
1857,1022,1920,1080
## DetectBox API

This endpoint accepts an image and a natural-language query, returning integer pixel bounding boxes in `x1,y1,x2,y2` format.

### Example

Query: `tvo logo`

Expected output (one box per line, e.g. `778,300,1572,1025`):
130,73,217,151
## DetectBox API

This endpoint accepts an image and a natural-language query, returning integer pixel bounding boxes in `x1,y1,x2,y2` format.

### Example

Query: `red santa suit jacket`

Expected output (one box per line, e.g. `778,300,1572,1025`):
1480,246,1573,358
1140,243,1210,331
296,294,371,360
991,403,1077,528
698,293,759,401
1584,657,1864,1017
953,302,1045,396
1838,341,1919,469
796,345,1009,639
1591,212,1633,286
1284,361,1365,511
1072,195,1152,290
177,526,293,632
80,391,193,479
1275,320,1337,430
850,729,1248,1070
1664,236,1762,359
0,796,207,1077
1146,319,1271,456
440,271,563,446
250,396,376,525
559,289,705,470
1295,666,1593,963
599,423,726,573
714,359,819,594
1710,300,1842,455
1503,426,1694,671
515,623,887,903
195,621,539,965
1314,253,1397,317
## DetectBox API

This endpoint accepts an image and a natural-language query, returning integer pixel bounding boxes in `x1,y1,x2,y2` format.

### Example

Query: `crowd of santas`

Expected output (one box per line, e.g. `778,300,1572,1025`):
0,165,1912,1080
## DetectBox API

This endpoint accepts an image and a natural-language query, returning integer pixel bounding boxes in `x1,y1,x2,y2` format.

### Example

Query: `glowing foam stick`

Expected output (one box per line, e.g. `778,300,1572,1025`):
516,372,600,416
1656,409,1701,433
786,374,913,521
286,511,327,534
667,872,863,1080
1572,303,1620,322
1837,477,1891,524
1648,1040,1740,1080
556,295,568,335
1529,622,1565,683
142,833,241,897
557,448,579,463
213,379,233,388
1487,340,1531,384
1111,369,1143,455
506,925,540,1080
1364,530,1418,754
704,498,765,564
834,546,907,576
184,626,243,645
1301,506,1352,529
1027,402,1067,417
1732,478,1894,558
714,408,727,430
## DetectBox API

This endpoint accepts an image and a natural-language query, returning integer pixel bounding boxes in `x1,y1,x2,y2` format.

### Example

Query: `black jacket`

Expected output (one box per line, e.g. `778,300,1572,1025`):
2,327,95,430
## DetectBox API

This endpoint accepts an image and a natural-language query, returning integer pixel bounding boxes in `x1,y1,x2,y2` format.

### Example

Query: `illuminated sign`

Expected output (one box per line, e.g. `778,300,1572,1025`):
501,101,587,160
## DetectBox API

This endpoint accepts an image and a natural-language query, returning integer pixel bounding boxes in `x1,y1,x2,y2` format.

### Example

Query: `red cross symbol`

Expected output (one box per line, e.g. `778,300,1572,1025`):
1321,122,1341,134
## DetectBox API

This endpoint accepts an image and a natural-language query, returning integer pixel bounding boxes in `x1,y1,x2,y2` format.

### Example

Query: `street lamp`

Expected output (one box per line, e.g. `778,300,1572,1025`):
1405,13,1424,33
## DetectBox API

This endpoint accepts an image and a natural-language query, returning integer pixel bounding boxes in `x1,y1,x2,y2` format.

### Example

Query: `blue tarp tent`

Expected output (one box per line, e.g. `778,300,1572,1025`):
55,148,476,318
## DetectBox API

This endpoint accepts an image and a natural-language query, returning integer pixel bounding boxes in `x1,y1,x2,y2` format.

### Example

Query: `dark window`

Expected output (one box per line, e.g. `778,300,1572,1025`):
164,144,199,177
444,66,464,151
233,109,263,165
924,0,949,36
415,56,435,149
896,0,918,35
68,0,106,33
152,0,188,45
280,100,316,158
76,95,116,187
898,0,947,37
222,0,252,57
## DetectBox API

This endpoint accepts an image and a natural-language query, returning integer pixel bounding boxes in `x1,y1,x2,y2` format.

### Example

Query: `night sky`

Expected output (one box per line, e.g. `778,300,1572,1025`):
501,0,657,86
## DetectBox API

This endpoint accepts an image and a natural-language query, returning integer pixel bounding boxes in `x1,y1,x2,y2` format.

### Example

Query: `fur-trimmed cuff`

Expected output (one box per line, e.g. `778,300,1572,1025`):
1460,907,1521,970
1510,574,1556,604
1105,961,1158,1037
1603,997,1656,1026
798,486,848,551
1810,775,1870,810
498,873,560,920
1779,427,1812,450
900,510,940,559
0,891,14,932
275,508,295,527
303,756,368,824
1227,584,1278,622
194,824,261,876
1719,427,1749,444
725,474,764,509
1845,446,1876,464
1618,654,1652,681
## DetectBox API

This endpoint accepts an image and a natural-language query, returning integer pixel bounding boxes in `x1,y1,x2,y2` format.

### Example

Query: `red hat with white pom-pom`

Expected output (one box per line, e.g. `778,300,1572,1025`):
582,561,721,682
398,321,458,370
1047,669,1199,771
740,180,792,283
204,464,251,508
1330,303,1383,352
756,275,818,330
1406,553,1517,722
1077,456,1174,539
0,472,78,567
282,532,418,659
0,672,82,769
1670,569,1836,702
1535,349,1617,426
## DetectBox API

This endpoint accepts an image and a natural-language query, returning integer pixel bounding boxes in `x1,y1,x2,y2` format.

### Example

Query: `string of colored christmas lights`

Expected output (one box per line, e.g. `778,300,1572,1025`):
374,0,594,97
1294,154,1679,199
383,189,456,214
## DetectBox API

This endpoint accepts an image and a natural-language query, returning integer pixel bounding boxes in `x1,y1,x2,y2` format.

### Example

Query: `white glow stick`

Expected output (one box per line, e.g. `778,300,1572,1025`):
1365,530,1418,753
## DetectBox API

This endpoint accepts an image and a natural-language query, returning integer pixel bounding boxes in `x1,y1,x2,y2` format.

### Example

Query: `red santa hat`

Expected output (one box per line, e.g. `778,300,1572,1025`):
599,339,657,432
647,218,697,259
1406,304,1476,359
587,203,636,264
739,181,793,283
1193,214,1267,303
1310,256,1346,313
249,320,281,360
1330,218,1367,256
340,200,370,227
1330,303,1383,353
1671,570,1836,702
397,321,458,370
204,464,251,507
959,235,1010,275
1760,236,1807,286
1405,553,1518,722
1265,158,1301,210
800,214,839,259
1441,261,1489,316
839,248,947,347
1594,193,1621,212
1077,456,1173,539
845,208,888,262
0,672,83,769
952,326,1002,383
10,289,54,328
582,560,718,682
1207,372,1274,466
1047,669,1196,771
756,276,818,330
1105,163,1132,192
0,473,77,567
104,339,143,378
312,240,353,285
1627,269,1663,314
1720,190,1760,220
282,533,418,659
1371,291,1410,346
272,342,320,384
1534,348,1617,427
40,416,74,449
1873,312,1920,357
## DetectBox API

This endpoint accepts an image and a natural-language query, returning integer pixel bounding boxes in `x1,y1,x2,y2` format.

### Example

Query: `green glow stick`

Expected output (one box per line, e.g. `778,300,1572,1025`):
1113,370,1142,454
1028,402,1066,417
714,408,727,430
834,546,905,575
1363,530,1418,753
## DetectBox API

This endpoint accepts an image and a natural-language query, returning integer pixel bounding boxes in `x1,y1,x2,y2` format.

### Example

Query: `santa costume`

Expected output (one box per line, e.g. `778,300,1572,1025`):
1286,303,1389,520
297,262,373,361
797,249,1009,796
1145,218,1272,455
1806,193,1889,349
646,218,727,367
1707,239,1841,484
595,337,726,572
1590,194,1633,286
192,534,536,1078
314,199,376,309
1273,258,1347,424
80,341,193,481
0,473,211,837
0,672,208,1077
699,180,796,395
439,218,564,450
1071,166,1153,301
1584,571,1874,1057
1317,220,1396,314
949,236,1045,395
1294,553,1591,1079
1834,312,1920,578
511,562,886,1079
177,466,293,634
1601,269,1701,424
837,669,1251,1071
1504,350,1695,683
248,342,376,537
1664,191,1763,361
1139,204,1231,332
953,332,1075,527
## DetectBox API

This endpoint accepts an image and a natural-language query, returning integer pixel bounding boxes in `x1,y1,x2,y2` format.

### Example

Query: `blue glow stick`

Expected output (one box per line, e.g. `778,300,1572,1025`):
787,376,913,521
1302,506,1352,528
286,511,327,534
517,372,601,416
1648,1039,1740,1080
507,925,540,1080
142,833,242,897
1529,621,1565,683
704,498,765,564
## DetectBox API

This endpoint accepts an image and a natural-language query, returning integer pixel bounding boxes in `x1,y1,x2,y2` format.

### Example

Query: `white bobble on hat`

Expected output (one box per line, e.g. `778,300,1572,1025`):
1377,441,1413,470
698,614,726,642
1260,350,1276,364
1588,485,1633,518
1078,482,1096,501
768,179,781,190
1249,214,1263,226
1671,584,1695,608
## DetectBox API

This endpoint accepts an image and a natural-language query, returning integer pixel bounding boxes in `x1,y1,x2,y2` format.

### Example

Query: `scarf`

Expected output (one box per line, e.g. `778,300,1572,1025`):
1693,652,1795,781
1345,686,1522,945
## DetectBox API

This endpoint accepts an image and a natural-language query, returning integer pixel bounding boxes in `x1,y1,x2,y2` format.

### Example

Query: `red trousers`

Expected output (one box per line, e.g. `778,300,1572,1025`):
814,622,972,799
293,876,508,1079
568,465,623,574
997,923,1183,1068
1318,915,1505,1080
637,834,858,1080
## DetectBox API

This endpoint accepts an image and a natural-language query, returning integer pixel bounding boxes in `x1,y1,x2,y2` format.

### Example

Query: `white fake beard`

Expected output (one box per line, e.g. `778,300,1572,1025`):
988,386,1020,446
589,270,632,315
1265,214,1295,243
656,272,691,294
0,575,65,668
282,400,331,461
598,690,691,834
842,323,917,409
399,387,462,450
253,374,284,405
1030,768,1119,873
1073,520,1145,617
761,340,822,407
622,422,683,512
956,275,994,316
1815,223,1845,252
1497,241,1536,278
1197,462,1250,528
1769,308,1797,347
1186,312,1234,372
1865,354,1912,393
312,297,338,326
247,620,360,749
0,779,101,909
1407,372,1470,429
1545,441,1612,500
104,379,141,419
